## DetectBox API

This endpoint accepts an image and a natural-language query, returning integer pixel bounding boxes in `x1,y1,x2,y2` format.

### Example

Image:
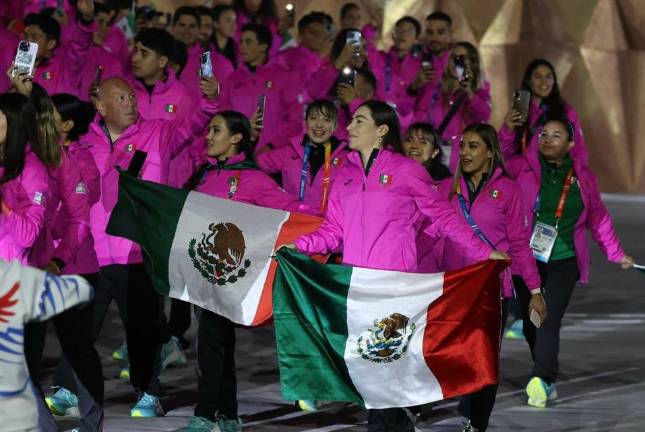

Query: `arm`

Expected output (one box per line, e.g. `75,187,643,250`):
255,145,292,174
466,85,492,124
250,171,317,215
294,185,344,255
304,61,339,100
62,1,96,81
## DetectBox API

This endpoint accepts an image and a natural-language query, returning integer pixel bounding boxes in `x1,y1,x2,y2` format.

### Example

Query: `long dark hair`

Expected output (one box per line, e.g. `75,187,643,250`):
184,111,254,190
442,41,482,95
357,100,402,153
330,28,368,67
451,122,507,198
521,58,566,119
0,93,33,184
51,94,95,142
232,0,277,21
404,122,451,181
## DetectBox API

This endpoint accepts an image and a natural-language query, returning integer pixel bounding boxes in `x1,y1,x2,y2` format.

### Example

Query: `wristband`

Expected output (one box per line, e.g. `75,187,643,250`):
529,287,542,295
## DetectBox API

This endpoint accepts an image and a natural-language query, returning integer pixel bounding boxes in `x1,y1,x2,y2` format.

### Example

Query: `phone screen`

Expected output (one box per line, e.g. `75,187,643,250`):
340,67,356,87
257,95,266,118
200,52,213,78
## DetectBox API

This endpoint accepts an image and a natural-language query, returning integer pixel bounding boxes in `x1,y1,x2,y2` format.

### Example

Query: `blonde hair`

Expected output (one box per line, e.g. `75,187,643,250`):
30,84,61,168
441,41,483,96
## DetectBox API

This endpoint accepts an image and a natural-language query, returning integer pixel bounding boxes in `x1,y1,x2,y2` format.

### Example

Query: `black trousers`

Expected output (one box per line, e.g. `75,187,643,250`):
24,273,104,407
98,264,163,396
515,257,579,384
194,310,238,422
166,298,192,348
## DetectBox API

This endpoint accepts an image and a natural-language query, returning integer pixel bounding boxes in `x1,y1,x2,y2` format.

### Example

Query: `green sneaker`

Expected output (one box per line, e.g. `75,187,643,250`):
161,336,187,369
45,387,79,416
214,416,242,432
130,392,163,417
177,416,217,431
119,364,130,381
112,342,128,361
504,319,524,340
296,399,319,412
526,376,558,408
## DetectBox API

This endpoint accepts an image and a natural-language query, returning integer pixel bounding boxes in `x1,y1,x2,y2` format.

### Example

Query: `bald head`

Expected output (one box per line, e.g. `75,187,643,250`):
96,78,138,135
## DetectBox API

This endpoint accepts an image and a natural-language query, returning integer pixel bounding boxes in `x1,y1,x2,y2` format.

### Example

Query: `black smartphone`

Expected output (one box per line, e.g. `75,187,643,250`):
512,89,531,123
454,55,467,82
257,94,266,119
95,65,103,83
127,150,147,178
339,66,357,87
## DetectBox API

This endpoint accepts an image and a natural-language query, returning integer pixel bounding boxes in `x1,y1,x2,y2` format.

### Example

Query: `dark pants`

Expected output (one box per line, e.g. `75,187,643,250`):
516,257,579,384
98,264,164,396
367,408,414,432
457,299,509,431
167,298,192,349
194,310,238,422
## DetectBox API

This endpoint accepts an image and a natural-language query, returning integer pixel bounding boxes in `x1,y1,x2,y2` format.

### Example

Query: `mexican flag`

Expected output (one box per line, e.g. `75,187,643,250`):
106,172,322,326
273,248,505,408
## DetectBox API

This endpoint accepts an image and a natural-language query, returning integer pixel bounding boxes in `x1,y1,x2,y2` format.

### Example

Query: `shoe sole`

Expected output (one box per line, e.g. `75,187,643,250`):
526,378,547,408
130,408,164,418
46,399,80,417
296,400,319,412
161,350,187,370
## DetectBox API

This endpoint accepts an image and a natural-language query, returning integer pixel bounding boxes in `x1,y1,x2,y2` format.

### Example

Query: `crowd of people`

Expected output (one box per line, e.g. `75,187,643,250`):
0,1,637,432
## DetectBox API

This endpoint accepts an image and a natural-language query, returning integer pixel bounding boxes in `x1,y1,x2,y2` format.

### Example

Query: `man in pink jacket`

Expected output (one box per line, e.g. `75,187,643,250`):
18,0,96,97
219,23,302,150
80,76,220,417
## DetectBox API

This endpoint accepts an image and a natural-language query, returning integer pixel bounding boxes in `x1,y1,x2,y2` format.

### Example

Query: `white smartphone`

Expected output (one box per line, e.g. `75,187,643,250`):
530,309,542,328
346,30,361,49
200,51,213,78
13,40,38,77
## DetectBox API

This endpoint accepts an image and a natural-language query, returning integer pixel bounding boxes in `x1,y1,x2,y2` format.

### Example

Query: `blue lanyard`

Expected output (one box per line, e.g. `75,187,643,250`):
298,141,311,201
428,86,440,122
457,193,496,249
385,55,392,93
533,194,541,216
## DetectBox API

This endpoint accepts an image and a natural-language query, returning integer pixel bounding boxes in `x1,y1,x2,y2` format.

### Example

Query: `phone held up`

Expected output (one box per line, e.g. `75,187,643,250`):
339,66,357,87
257,94,267,120
453,55,467,83
200,51,214,79
512,89,531,123
346,30,361,57
13,40,38,78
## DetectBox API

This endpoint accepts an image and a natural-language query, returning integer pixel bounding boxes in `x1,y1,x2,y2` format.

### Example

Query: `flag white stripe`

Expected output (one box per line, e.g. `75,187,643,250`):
344,268,445,409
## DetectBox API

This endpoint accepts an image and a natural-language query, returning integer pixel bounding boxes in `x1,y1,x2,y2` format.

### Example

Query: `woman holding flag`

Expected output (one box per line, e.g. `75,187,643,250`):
286,100,509,431
506,117,634,409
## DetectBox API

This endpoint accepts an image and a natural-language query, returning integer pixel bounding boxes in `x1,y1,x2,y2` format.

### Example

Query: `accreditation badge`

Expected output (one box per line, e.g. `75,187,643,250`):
530,221,558,263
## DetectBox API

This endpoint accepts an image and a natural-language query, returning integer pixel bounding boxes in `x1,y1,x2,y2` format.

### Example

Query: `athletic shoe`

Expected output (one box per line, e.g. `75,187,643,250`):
45,387,79,417
177,416,217,431
112,342,128,361
296,399,319,412
161,336,187,369
119,364,130,381
504,319,524,340
130,392,163,417
461,419,480,431
214,417,242,432
526,376,558,408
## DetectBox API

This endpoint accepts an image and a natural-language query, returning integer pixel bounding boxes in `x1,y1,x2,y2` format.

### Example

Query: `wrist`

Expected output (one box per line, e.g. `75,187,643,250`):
530,289,542,295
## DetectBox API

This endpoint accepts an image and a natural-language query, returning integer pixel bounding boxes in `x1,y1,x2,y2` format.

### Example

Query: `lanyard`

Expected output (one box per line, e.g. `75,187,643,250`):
456,183,495,249
298,140,312,201
319,143,332,213
534,168,574,229
385,55,392,93
227,172,241,199
299,142,332,212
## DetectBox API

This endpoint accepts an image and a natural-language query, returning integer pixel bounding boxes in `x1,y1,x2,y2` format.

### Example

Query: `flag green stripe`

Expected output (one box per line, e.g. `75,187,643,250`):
106,172,189,295
273,248,363,405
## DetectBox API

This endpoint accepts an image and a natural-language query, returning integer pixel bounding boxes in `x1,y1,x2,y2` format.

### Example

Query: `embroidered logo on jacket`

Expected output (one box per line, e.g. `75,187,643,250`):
43,71,52,80
126,144,136,152
33,192,44,205
75,182,88,195
379,174,392,185
165,104,176,113
490,190,501,199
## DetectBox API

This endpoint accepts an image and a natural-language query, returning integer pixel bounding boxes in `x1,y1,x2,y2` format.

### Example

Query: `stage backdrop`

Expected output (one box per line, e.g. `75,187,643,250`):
147,0,645,193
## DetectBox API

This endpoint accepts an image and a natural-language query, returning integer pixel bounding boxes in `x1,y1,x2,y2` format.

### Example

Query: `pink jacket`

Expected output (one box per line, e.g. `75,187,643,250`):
22,0,75,17
256,135,349,214
0,28,18,93
295,149,492,271
102,25,129,68
79,44,125,101
437,169,541,297
370,47,420,121
414,82,492,172
0,151,49,264
82,97,219,266
193,153,304,212
234,12,282,60
506,150,625,284
30,150,97,276
499,100,588,163
219,60,302,150
29,20,96,97
180,43,234,93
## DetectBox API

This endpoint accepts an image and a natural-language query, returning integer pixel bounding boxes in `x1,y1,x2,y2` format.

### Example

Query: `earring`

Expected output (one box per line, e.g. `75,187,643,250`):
377,136,383,145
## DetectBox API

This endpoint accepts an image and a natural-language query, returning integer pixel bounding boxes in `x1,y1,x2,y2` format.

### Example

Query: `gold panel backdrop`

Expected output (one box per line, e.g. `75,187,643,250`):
144,0,645,192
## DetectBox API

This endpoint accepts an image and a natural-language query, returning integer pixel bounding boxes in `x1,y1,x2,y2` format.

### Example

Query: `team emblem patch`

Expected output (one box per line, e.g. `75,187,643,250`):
33,191,44,205
75,182,88,195
188,222,251,286
332,157,341,166
165,104,176,113
490,190,501,199
126,143,136,152
356,313,415,363
379,174,392,184
227,176,239,199
43,71,52,80
265,80,273,89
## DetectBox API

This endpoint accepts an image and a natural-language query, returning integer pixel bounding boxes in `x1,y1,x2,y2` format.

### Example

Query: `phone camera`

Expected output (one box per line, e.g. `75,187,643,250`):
19,41,30,51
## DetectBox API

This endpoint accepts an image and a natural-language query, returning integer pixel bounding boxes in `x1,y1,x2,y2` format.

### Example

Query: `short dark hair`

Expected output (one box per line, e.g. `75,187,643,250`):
544,116,575,142
357,67,376,92
425,11,452,27
94,3,113,18
170,39,188,75
135,28,175,58
241,23,273,51
173,6,201,27
340,3,359,21
51,93,95,142
395,16,421,37
195,5,212,20
305,99,339,122
404,122,450,181
232,0,278,19
298,12,328,35
24,13,61,44
212,4,234,21
0,93,33,184
357,100,402,153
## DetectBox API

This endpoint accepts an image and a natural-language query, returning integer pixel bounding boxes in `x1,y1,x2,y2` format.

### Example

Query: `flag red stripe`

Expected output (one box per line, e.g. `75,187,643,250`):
422,260,505,399
251,212,324,326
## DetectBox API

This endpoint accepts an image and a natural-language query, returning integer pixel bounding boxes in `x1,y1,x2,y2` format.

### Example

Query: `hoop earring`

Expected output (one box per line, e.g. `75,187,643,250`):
377,136,383,145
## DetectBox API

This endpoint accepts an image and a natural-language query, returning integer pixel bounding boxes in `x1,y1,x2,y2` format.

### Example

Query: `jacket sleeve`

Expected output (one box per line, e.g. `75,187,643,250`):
0,166,48,249
255,145,292,174
409,164,493,261
76,148,101,206
294,180,344,254
52,158,91,267
505,183,541,290
161,96,220,159
304,61,338,100
249,171,311,213
466,85,492,124
567,107,589,164
581,167,625,262
25,270,93,322
63,20,96,85
498,124,518,158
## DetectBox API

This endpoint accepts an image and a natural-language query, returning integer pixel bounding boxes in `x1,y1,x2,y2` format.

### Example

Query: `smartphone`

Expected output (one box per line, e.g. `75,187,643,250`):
339,66,357,87
257,94,267,120
530,309,542,328
512,89,531,123
13,40,38,78
346,30,362,56
285,3,295,18
200,51,213,78
94,65,103,83
454,55,467,82
127,150,148,178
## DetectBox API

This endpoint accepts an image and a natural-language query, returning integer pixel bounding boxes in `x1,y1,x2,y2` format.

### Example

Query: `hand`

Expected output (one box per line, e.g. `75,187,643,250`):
411,65,435,90
7,64,33,96
76,0,95,21
43,261,62,276
278,12,295,35
200,77,220,99
620,255,635,270
277,243,296,251
528,292,547,322
249,107,264,141
53,9,68,26
504,109,524,131
334,43,357,70
488,250,510,261
459,70,474,97
336,82,358,105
